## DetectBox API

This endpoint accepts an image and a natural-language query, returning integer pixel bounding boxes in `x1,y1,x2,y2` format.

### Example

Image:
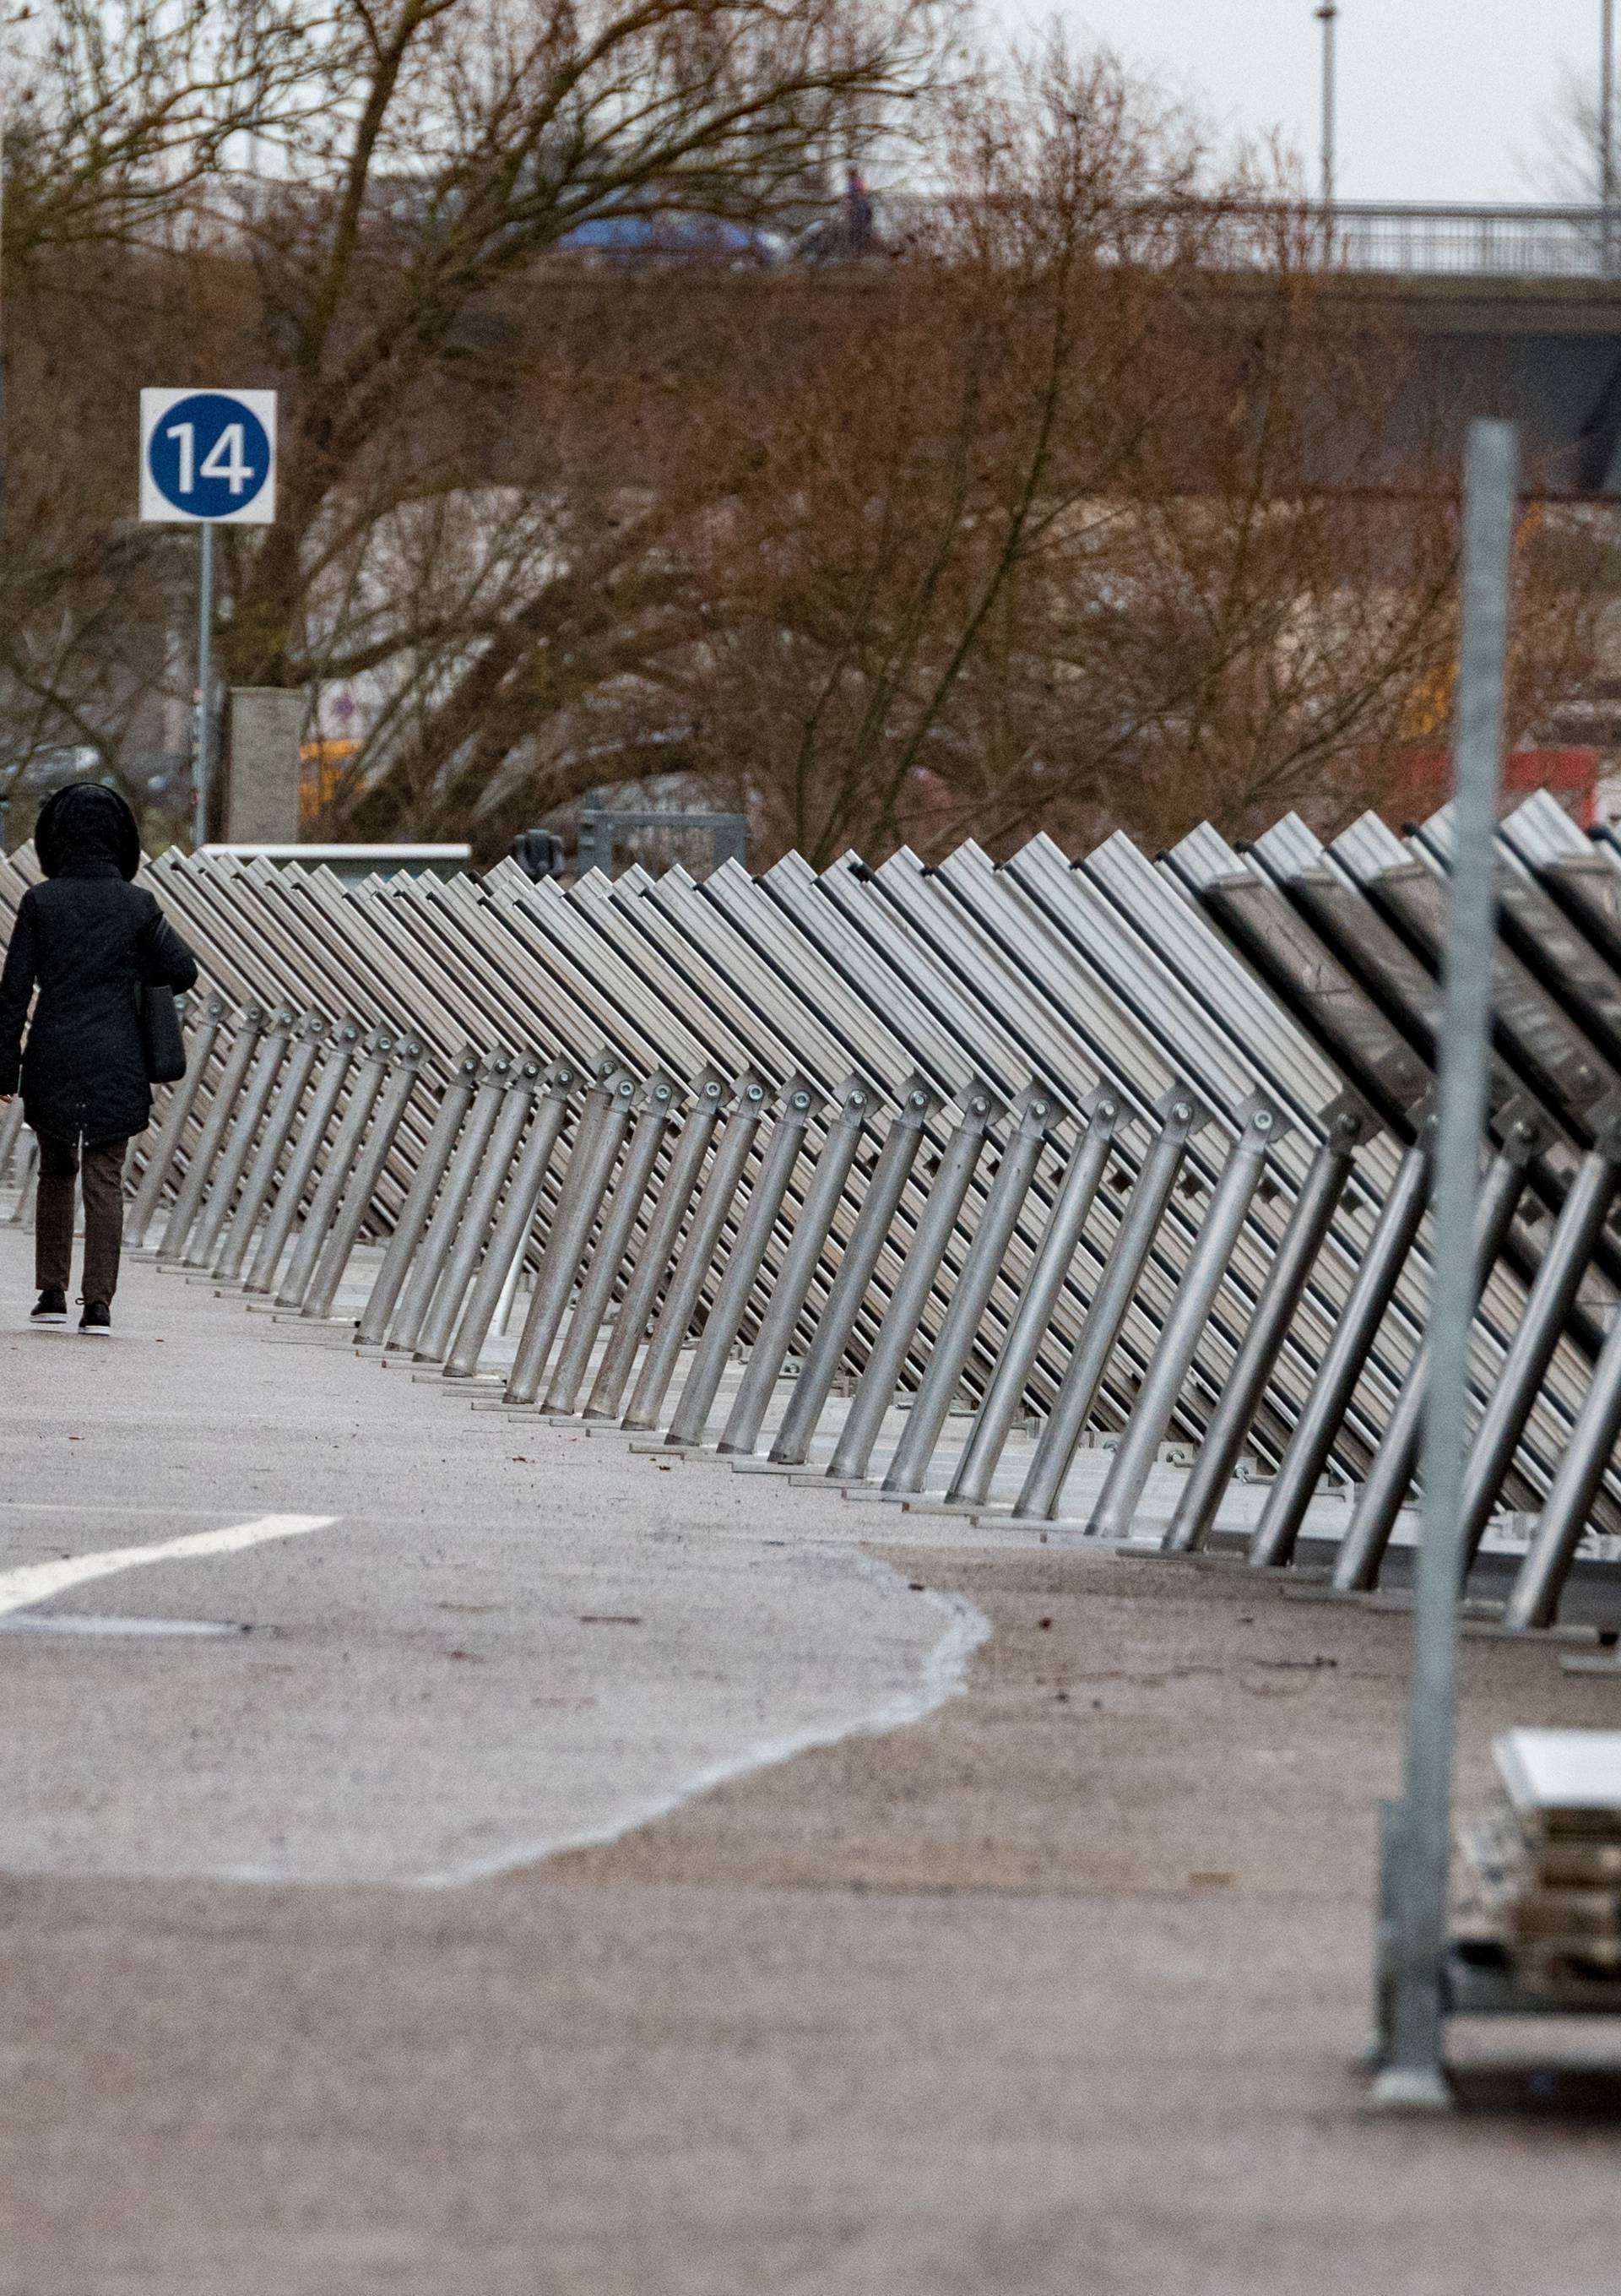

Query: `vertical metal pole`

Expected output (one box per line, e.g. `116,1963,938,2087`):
157,1004,267,1260
412,1053,544,1364
881,1086,1057,1495
384,1052,513,1352
193,521,214,850
183,1006,295,1267
1163,1098,1370,1556
580,1072,729,1422
1604,0,1616,269
500,1063,637,1404
621,1077,770,1432
0,1088,26,1184
243,1019,361,1295
946,1088,1120,1509
1451,1129,1621,1571
1331,1118,1539,1593
717,1077,874,1456
1372,417,1517,2112
214,1014,326,1283
1013,1088,1205,1523
826,1085,1004,1484
354,1045,483,1344
301,1038,425,1322
1316,2,1338,210
496,1246,525,1336
541,1073,680,1415
665,1078,823,1447
1244,1132,1432,1570
444,1058,583,1382
1506,1298,1621,1629
1086,1096,1284,1541
275,1027,395,1307
8,1135,36,1227
127,991,229,1247
767,1081,938,1466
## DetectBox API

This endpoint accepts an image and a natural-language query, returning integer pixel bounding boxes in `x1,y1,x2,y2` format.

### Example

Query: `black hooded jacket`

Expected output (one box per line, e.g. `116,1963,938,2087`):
0,786,199,1143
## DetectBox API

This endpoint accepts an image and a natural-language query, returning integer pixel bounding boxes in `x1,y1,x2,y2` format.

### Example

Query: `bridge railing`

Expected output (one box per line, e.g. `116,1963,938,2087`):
883,193,1621,285
1114,200,1621,283
1291,202,1621,283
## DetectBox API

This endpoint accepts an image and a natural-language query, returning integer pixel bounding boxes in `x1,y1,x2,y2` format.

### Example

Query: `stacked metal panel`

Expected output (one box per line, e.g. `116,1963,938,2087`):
6,793,1621,1637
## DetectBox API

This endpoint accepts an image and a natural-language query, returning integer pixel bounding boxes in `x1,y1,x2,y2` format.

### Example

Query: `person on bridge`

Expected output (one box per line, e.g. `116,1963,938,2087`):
0,784,198,1333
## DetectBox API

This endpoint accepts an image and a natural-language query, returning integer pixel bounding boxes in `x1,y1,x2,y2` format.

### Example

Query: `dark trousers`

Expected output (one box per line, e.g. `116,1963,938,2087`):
35,1132,127,1302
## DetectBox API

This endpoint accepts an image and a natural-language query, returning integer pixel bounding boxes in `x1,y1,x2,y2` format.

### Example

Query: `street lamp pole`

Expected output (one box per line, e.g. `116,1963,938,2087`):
1602,0,1616,268
0,4,8,520
1316,1,1339,212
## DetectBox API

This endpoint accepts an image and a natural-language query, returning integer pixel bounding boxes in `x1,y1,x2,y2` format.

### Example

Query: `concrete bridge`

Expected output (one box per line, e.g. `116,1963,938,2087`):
1215,203,1621,495
868,195,1621,494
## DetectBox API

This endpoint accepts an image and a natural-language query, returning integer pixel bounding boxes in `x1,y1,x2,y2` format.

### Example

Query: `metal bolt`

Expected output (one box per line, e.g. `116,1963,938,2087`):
1255,1110,1273,1132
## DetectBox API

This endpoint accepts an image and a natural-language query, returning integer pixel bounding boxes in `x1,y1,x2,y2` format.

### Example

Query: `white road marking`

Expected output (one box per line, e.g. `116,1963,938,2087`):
0,1501,270,1517
0,1514,337,1620
0,1615,245,1638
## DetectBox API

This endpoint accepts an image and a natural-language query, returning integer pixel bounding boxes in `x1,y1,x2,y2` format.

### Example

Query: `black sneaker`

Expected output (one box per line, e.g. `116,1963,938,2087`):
79,1300,111,1336
30,1289,68,1324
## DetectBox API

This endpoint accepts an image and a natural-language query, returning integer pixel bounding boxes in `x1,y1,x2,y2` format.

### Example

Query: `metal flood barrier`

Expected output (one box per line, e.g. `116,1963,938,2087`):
6,790,1621,1639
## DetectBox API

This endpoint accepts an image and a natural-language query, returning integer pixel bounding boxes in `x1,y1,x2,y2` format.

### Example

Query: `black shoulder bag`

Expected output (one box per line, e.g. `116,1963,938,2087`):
138,985,188,1084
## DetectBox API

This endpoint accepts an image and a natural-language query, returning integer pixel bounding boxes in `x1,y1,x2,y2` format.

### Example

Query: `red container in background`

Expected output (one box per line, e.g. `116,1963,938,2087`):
1385,746,1600,829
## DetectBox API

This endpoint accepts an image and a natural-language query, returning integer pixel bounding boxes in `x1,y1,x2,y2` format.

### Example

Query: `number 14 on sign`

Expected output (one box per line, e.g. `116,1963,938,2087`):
165,419,255,497
138,388,276,525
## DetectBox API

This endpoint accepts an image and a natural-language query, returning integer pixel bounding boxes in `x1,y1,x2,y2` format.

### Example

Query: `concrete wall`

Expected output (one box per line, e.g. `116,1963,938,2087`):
228,689,305,844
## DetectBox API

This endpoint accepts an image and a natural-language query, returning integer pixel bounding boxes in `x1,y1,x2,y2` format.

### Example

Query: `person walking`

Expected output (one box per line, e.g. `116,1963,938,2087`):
0,784,198,1333
842,166,876,256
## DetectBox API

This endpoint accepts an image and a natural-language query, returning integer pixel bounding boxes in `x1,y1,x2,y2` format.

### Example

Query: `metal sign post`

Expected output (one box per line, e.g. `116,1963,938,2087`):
138,388,277,848
1371,419,1518,2110
195,524,214,849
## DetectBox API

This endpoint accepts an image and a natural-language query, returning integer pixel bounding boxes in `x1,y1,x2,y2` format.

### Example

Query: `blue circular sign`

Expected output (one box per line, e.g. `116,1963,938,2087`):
146,392,271,518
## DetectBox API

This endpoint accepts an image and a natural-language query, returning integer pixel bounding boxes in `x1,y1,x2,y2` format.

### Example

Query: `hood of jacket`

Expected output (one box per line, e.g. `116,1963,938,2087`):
35,784,143,882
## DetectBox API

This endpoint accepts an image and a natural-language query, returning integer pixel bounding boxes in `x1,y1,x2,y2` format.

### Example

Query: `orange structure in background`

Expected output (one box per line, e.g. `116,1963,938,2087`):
1383,746,1601,830
299,739,361,830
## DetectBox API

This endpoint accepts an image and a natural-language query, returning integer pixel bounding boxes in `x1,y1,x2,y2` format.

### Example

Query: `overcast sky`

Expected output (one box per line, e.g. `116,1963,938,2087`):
993,1,1609,204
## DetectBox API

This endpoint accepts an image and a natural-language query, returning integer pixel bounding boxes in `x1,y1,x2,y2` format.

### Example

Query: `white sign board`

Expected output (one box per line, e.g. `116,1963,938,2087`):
140,388,276,524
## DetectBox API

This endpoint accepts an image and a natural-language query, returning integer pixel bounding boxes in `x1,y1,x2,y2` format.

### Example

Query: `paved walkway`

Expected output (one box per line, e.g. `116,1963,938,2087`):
4,1227,1621,2293
0,1229,989,1886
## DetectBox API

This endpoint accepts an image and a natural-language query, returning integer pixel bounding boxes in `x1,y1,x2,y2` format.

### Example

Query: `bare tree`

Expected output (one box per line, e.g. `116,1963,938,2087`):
214,0,948,686
1527,60,1616,207
3,0,323,266
0,0,331,829
3,12,1613,862
0,0,949,836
